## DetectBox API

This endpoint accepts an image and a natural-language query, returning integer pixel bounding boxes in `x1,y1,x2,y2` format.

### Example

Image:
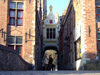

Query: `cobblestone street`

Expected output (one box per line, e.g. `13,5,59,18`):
0,71,100,75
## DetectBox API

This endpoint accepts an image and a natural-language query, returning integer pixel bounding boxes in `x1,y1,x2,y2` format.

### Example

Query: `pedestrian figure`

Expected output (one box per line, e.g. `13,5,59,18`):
42,53,49,70
52,64,55,71
48,55,53,70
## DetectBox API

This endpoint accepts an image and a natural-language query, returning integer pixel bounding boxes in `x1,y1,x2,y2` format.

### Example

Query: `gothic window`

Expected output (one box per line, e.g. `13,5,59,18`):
9,2,24,26
8,36,23,55
47,29,49,39
50,28,52,39
53,28,56,39
46,28,56,39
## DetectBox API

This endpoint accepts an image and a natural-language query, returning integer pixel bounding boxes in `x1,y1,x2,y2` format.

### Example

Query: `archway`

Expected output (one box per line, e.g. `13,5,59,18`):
42,46,58,71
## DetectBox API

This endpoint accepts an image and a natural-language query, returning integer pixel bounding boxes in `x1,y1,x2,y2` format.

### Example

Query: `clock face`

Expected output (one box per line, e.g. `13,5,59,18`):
49,20,53,24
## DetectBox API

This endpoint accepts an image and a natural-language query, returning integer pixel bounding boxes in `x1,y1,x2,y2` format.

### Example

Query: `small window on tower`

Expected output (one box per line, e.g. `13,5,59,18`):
49,20,53,24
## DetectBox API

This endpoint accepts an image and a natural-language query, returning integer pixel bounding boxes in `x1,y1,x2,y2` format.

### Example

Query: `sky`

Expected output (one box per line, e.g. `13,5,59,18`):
47,0,70,16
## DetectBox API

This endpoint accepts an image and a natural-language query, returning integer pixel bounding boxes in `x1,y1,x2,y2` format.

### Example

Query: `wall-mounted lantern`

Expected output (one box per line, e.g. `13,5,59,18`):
0,28,6,42
88,25,91,37
25,32,27,43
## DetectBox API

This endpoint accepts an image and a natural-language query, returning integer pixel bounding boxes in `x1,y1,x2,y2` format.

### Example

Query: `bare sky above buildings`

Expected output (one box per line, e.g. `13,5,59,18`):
47,0,70,16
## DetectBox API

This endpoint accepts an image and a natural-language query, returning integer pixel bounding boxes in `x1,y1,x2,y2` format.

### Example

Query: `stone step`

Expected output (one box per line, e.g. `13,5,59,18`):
0,71,100,75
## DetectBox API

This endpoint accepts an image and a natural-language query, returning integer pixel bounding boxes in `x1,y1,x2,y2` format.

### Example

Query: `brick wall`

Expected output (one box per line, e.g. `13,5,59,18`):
60,0,97,70
0,0,44,70
0,0,8,46
0,0,36,65
81,0,97,60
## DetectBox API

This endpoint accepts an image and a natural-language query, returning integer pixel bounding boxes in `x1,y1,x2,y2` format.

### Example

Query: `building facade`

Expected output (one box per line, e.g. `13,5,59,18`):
43,5,59,51
43,5,59,70
60,0,99,70
0,0,46,70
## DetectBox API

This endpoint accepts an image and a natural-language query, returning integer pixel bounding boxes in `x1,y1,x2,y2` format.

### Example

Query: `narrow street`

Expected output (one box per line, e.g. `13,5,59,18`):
0,71,100,75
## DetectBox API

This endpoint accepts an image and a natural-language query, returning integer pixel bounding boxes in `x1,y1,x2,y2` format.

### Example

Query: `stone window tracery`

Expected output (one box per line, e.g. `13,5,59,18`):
46,28,56,39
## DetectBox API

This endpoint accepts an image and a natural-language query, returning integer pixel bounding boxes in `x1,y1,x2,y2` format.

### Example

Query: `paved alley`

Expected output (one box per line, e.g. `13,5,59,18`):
0,71,100,75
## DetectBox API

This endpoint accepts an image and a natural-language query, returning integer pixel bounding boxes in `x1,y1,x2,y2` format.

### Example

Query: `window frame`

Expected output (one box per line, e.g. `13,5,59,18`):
97,33,100,51
9,9,16,26
47,28,49,39
46,28,56,40
96,0,100,6
16,45,22,55
8,36,23,56
17,8,23,26
97,40,100,51
9,2,24,26
53,28,56,39
8,36,22,45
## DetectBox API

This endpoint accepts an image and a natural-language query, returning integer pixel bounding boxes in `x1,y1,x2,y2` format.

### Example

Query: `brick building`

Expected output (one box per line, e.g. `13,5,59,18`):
0,0,46,70
59,0,100,70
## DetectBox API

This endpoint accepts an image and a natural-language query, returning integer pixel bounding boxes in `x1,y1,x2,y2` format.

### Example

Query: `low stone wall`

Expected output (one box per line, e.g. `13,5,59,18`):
0,44,32,71
84,60,100,70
